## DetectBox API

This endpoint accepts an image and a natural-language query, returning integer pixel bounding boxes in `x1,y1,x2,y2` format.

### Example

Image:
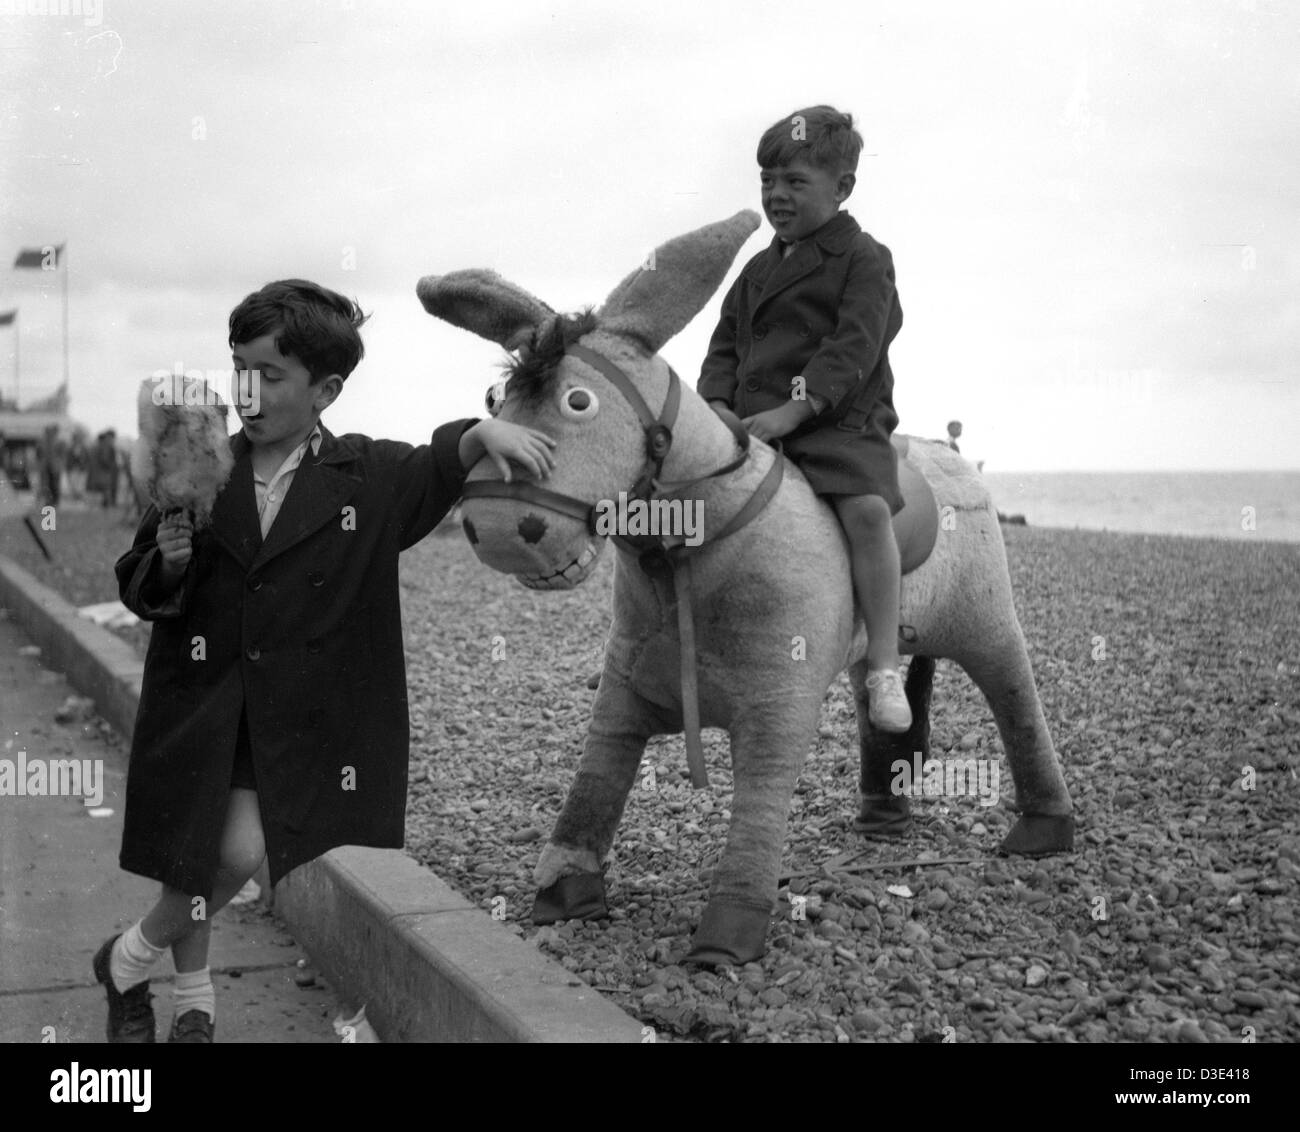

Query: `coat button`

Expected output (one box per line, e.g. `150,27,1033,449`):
308,571,325,587
799,322,811,337
248,578,263,592
754,324,767,339
307,708,323,727
246,645,261,661
306,639,321,655
745,377,760,392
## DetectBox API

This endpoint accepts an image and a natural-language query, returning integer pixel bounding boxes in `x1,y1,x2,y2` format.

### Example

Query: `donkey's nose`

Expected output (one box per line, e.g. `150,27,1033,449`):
518,514,547,544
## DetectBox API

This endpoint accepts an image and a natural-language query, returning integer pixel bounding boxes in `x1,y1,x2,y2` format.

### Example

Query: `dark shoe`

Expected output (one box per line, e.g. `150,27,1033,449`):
92,934,155,1043
168,1010,215,1043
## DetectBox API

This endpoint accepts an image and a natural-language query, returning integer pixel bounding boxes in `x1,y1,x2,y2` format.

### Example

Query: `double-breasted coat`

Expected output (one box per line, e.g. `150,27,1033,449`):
115,419,474,898
697,210,904,507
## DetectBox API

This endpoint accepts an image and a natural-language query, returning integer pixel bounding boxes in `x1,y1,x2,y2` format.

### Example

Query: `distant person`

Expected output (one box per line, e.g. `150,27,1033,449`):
90,431,119,508
946,420,962,453
37,425,65,507
67,433,89,502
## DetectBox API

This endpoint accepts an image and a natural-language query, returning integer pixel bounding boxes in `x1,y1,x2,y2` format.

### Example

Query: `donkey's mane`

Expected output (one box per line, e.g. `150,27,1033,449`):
501,308,600,405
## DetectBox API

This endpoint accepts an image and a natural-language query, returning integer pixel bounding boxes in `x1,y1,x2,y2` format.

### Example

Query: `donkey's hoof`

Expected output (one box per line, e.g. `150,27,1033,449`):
685,901,771,967
531,872,608,924
853,793,912,837
999,813,1075,857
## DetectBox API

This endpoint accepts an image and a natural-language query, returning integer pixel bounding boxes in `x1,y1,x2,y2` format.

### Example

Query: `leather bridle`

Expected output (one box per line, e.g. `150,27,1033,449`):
460,343,755,541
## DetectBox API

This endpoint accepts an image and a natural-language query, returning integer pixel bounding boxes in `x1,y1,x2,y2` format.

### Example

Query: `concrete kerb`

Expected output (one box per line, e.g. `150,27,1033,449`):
0,554,645,1043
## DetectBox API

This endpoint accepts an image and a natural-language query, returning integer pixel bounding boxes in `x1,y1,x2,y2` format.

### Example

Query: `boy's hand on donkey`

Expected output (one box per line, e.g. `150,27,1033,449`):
461,419,557,483
742,399,816,441
156,511,193,581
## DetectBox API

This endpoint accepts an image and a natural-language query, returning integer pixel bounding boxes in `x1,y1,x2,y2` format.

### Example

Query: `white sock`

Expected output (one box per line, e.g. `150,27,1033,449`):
109,921,167,993
172,967,216,1022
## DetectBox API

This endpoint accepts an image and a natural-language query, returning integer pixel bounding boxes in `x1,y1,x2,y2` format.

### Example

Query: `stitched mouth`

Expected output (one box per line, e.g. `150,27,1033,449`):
519,539,601,590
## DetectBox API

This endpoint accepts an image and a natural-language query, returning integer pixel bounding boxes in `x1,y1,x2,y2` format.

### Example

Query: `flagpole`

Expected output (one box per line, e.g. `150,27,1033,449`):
61,242,69,396
14,311,18,405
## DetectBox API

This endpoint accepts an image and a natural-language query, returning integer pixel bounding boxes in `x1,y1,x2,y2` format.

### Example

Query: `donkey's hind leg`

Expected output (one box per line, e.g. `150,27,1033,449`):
852,656,935,835
532,676,665,924
957,631,1074,857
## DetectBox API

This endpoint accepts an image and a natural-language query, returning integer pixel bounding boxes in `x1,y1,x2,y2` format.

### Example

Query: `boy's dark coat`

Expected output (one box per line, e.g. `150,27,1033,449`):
116,420,473,898
697,210,901,436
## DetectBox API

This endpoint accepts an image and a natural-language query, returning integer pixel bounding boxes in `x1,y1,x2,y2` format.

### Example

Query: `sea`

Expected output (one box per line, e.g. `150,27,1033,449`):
980,471,1300,545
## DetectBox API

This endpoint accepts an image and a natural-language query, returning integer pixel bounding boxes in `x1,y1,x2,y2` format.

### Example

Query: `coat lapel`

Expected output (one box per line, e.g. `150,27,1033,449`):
207,431,262,570
253,425,364,567
751,211,860,318
752,239,822,316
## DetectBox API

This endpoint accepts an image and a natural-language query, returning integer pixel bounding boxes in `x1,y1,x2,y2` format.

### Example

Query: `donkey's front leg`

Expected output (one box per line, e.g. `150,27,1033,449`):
532,676,664,924
686,700,822,966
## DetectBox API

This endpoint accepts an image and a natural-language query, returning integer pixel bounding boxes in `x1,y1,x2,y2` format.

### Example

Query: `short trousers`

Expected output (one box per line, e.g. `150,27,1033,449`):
781,400,904,514
230,710,257,791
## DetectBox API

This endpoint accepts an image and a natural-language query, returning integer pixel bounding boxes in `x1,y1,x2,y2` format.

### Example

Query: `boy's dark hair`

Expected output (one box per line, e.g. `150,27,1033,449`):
757,105,863,175
228,280,369,383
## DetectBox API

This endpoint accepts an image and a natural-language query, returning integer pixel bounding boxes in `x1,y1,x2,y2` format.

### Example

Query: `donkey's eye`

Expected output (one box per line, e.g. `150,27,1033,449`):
560,386,598,420
485,381,507,416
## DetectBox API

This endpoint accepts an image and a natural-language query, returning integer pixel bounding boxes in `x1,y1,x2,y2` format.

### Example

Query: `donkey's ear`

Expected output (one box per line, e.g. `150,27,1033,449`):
598,210,761,352
417,269,555,349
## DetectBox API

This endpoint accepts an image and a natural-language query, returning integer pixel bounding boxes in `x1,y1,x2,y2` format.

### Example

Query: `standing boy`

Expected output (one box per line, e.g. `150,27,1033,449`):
698,105,911,732
96,279,554,1042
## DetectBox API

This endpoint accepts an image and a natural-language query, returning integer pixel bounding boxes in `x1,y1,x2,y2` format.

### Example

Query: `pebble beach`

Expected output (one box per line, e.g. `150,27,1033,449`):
3,508,1297,1043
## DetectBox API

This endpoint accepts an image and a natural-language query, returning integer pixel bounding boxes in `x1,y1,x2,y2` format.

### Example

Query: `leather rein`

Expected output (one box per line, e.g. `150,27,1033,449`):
459,341,784,787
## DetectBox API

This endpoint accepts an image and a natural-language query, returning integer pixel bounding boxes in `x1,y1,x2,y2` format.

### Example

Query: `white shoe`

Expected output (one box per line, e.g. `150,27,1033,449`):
865,667,912,733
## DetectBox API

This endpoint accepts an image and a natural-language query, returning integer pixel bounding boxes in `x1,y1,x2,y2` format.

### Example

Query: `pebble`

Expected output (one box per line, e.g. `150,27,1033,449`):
1025,964,1048,988
893,973,924,997
507,826,544,843
901,921,931,944
293,968,316,987
1232,990,1268,1010
852,1010,884,1034
1143,945,1173,973
1121,1018,1150,1041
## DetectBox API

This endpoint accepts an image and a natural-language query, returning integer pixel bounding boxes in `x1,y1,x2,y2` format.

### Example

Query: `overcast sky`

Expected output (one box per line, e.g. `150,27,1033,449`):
1,0,1296,471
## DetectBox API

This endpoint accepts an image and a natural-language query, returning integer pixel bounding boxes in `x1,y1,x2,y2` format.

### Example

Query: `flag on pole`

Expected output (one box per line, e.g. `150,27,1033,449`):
0,310,16,326
13,245,63,270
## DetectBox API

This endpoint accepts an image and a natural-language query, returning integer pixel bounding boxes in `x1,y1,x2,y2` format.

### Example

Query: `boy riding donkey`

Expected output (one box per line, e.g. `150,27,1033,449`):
699,105,912,733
